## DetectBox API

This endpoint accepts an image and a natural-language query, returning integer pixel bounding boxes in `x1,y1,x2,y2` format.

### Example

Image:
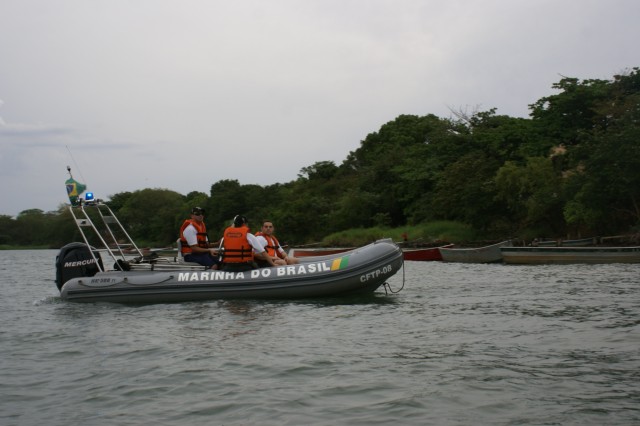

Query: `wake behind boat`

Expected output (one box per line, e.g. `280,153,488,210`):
55,194,404,304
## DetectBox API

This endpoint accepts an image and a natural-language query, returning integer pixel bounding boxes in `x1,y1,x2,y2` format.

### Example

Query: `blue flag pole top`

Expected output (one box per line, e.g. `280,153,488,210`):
65,166,87,206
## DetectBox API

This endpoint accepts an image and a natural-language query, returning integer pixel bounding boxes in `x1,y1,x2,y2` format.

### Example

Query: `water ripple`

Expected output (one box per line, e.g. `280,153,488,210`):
1,252,639,425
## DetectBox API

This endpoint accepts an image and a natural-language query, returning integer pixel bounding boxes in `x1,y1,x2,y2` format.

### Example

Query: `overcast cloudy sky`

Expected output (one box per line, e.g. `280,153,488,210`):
1,0,638,217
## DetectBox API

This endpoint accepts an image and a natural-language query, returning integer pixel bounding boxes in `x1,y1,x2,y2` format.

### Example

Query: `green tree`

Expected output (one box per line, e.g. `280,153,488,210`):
116,188,185,246
106,191,134,212
495,157,565,236
429,152,506,233
543,68,640,235
207,179,271,237
15,209,49,246
343,114,466,228
48,206,82,248
0,215,17,245
467,109,542,161
563,109,640,233
529,76,611,148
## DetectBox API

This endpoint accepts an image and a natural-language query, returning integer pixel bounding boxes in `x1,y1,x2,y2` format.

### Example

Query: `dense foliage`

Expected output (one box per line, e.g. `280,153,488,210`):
3,69,639,248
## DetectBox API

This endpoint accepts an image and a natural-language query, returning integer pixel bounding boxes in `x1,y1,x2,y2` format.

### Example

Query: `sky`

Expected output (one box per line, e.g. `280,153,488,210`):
1,0,639,217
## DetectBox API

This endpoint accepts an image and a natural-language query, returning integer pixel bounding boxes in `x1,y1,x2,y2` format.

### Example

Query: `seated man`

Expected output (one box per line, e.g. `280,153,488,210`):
254,220,300,267
220,215,276,272
179,207,219,269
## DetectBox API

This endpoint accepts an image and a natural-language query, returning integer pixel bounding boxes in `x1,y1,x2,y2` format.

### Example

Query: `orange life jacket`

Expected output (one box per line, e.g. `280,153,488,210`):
254,232,282,258
179,219,209,255
221,225,254,263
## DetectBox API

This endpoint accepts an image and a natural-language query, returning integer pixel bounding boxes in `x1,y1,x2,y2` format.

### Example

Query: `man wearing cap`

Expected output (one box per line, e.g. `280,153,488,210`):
179,207,220,269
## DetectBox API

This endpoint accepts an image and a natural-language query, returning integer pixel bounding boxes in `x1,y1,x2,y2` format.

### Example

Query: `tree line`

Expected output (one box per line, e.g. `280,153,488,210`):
2,68,639,249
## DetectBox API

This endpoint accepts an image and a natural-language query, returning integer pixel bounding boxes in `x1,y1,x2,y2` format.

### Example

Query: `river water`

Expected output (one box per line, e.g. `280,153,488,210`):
1,250,639,425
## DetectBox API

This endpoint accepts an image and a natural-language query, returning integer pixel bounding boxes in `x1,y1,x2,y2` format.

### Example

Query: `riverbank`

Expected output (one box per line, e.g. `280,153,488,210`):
0,244,51,250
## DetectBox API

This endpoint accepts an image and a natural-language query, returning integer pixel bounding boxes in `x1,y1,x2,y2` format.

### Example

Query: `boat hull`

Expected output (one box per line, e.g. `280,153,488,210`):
402,244,453,261
293,244,454,261
60,239,404,303
439,240,512,263
534,237,599,247
501,246,640,264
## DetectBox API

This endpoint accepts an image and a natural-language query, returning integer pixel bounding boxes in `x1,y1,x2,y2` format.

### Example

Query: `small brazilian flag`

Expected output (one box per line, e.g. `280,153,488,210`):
65,177,87,206
330,256,350,271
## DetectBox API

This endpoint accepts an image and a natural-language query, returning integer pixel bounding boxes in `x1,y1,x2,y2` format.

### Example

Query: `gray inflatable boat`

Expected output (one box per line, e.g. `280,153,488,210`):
55,201,404,304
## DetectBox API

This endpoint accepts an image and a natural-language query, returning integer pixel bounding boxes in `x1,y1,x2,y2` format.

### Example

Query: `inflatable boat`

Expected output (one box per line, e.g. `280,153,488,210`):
55,198,404,304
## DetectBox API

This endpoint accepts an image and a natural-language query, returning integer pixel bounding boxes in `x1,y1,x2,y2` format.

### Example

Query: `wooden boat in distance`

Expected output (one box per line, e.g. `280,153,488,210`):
439,240,513,263
500,246,640,264
402,244,454,261
533,237,599,247
292,244,455,261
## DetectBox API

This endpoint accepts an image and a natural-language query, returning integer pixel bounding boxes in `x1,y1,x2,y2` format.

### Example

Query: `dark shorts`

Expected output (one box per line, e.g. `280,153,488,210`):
184,253,219,268
221,262,257,272
255,259,272,268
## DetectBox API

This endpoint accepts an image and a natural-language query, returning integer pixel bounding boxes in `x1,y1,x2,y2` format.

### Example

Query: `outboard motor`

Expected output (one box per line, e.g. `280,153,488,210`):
55,242,104,291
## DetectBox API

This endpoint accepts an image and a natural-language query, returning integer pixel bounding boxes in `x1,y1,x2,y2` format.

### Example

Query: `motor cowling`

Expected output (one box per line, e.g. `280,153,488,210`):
55,242,104,291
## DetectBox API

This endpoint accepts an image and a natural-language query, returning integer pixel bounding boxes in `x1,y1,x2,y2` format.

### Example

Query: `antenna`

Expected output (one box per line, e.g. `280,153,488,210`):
66,145,87,184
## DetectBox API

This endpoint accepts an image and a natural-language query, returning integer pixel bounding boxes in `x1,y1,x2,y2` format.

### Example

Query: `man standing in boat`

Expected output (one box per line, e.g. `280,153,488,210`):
254,220,299,267
179,207,220,269
220,215,276,272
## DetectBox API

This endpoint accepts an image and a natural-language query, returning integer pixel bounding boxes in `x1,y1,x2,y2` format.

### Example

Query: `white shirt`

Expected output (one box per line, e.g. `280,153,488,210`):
255,235,285,256
247,233,266,253
183,224,207,247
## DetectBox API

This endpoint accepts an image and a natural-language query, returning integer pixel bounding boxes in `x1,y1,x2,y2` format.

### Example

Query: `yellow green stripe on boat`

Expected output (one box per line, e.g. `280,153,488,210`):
330,256,350,270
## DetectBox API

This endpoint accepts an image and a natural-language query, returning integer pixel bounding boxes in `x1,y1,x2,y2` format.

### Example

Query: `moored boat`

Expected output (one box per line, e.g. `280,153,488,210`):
292,244,454,261
439,240,513,263
289,244,454,261
55,199,404,303
500,246,640,264
533,237,599,247
402,244,454,261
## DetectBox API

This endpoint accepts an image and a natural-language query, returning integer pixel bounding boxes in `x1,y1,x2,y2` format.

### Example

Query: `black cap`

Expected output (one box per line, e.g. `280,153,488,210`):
233,215,247,227
191,207,205,215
